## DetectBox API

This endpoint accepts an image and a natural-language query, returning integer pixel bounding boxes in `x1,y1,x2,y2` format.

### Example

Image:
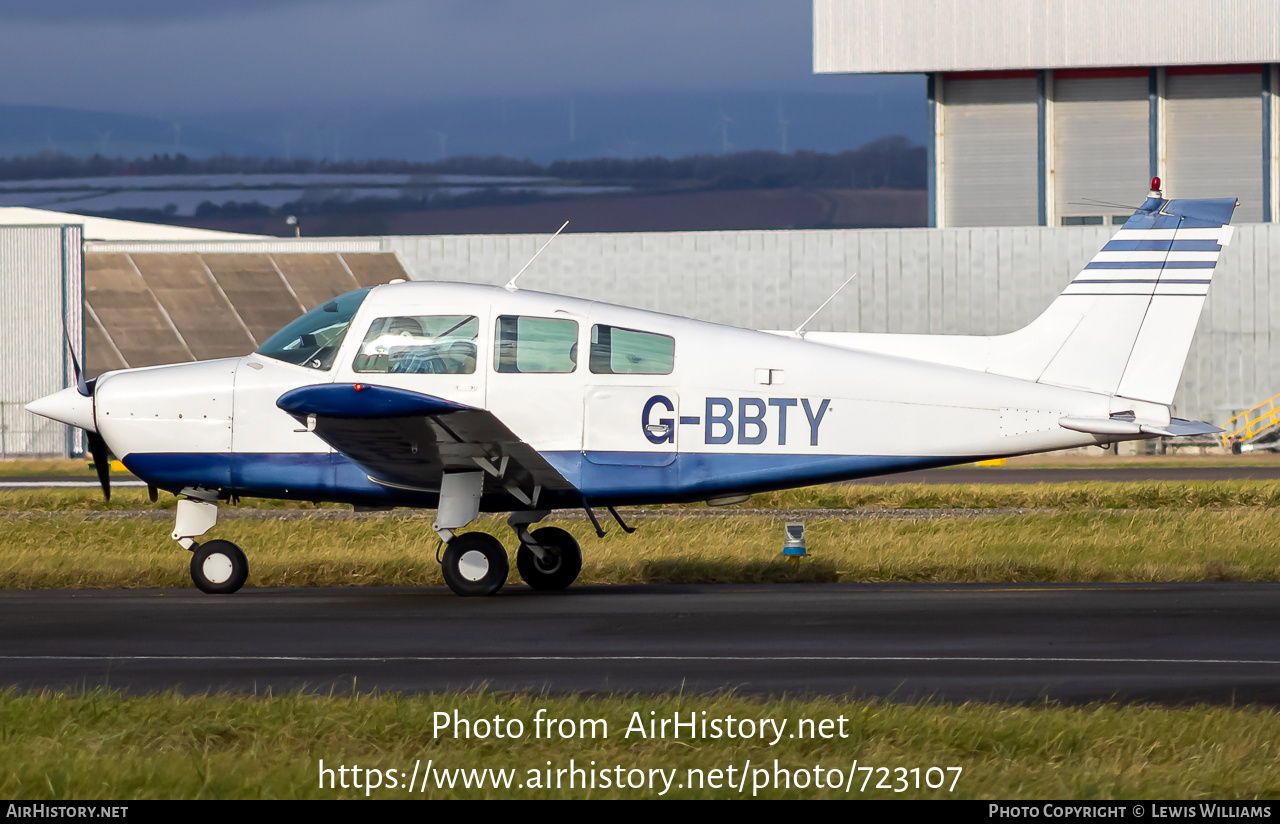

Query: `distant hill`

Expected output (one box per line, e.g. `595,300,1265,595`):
0,104,274,159
0,89,926,163
181,189,927,236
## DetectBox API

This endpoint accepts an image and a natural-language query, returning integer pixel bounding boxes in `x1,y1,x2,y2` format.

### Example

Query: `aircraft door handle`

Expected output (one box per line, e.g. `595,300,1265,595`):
645,423,670,438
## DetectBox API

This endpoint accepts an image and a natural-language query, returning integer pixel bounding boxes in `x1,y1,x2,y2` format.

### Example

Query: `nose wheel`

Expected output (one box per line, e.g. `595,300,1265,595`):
189,539,249,594
441,532,509,597
516,527,582,591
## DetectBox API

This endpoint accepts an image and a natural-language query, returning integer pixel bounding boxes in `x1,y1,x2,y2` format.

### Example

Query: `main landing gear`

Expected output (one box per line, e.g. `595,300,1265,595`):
431,471,584,597
440,532,509,597
435,517,583,598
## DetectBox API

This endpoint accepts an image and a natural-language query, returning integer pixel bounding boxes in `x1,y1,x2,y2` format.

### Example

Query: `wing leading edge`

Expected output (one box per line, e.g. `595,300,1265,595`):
277,383,576,508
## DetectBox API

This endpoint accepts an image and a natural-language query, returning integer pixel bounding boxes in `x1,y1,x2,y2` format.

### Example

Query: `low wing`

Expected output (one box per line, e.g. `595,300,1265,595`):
277,383,576,508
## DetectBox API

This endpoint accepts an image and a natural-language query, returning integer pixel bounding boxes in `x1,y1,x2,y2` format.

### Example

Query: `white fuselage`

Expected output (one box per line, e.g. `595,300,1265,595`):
84,281,1123,505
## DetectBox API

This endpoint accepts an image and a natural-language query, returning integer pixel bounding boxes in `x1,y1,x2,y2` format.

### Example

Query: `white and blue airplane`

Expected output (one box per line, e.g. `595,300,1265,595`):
27,181,1235,597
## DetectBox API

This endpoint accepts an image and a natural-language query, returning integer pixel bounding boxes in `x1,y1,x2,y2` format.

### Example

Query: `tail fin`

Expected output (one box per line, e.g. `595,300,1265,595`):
1005,193,1236,404
800,188,1237,406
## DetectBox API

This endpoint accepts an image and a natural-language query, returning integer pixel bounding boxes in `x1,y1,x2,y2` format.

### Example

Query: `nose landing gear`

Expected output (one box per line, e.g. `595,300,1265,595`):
172,495,249,594
190,539,249,594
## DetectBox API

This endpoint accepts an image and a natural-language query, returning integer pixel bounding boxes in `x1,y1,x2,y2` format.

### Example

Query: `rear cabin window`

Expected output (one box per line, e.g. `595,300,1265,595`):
494,316,578,373
589,325,674,375
352,315,478,374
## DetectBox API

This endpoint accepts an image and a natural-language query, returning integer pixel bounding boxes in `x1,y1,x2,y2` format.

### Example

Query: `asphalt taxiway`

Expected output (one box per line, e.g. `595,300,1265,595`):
3,583,1279,704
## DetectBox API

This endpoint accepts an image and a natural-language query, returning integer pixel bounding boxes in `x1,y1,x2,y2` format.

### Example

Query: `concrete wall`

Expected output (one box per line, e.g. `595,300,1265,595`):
387,224,1280,424
10,223,1278,458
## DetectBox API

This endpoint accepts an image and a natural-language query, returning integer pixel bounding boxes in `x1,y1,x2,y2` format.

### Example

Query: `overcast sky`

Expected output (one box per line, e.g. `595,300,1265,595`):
0,1,918,116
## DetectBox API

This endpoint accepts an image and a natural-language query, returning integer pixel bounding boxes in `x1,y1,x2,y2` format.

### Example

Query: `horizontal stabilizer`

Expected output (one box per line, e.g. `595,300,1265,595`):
1059,415,1219,438
1151,418,1222,438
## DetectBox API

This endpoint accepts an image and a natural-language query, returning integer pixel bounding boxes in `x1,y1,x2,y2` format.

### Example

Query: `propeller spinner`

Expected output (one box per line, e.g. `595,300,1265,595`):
29,336,112,501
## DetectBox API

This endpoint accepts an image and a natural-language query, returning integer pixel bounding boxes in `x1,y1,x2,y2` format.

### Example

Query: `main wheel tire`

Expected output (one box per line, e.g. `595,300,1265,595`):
516,527,583,591
190,539,249,594
441,533,509,597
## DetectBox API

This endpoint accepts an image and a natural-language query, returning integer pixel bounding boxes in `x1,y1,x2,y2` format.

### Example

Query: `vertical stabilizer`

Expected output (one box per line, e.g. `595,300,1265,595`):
1015,192,1236,405
793,186,1236,409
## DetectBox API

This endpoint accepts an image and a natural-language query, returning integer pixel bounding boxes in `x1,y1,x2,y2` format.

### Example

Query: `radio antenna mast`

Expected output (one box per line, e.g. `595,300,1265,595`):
794,272,858,337
504,220,570,291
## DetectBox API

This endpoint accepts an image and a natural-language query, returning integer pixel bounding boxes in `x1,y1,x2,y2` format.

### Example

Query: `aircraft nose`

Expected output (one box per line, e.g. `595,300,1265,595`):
26,386,96,433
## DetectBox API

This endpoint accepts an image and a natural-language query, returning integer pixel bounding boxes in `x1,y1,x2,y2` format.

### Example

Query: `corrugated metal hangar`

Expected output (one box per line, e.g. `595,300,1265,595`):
814,0,1280,227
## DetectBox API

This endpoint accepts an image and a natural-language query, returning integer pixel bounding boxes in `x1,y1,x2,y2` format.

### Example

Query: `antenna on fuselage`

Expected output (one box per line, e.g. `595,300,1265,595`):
793,272,858,337
504,220,570,291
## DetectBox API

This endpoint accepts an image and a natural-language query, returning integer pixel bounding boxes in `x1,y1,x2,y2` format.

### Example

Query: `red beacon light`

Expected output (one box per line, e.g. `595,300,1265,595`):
1149,176,1162,197
353,383,365,392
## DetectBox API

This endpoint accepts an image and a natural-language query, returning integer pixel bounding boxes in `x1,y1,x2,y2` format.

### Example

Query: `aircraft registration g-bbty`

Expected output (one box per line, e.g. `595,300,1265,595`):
28,180,1236,598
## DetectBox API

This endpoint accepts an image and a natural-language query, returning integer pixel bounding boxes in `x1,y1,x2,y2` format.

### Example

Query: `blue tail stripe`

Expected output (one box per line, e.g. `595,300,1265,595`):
1086,261,1216,269
1102,240,1221,252
1072,278,1212,285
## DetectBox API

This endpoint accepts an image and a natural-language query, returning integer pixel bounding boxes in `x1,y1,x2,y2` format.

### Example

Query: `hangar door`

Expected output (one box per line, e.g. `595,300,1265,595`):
1053,73,1150,224
942,75,1039,227
1165,70,1263,222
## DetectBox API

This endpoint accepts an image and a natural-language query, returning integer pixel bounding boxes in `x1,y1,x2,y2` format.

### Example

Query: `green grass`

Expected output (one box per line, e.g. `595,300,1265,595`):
5,479,1280,800
2,690,1278,799
11,479,1280,513
755,480,1280,510
0,458,133,478
3,508,1280,589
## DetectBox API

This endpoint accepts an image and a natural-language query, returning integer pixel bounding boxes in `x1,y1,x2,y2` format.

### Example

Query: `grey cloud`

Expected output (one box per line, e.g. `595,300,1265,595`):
0,0,321,23
0,1,910,116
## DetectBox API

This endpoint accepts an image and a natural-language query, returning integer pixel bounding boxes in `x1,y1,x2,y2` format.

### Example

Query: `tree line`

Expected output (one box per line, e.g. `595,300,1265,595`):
0,136,924,191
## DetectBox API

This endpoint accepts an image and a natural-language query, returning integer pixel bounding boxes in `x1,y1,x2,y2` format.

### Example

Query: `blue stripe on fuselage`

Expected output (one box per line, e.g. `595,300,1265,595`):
123,450,964,510
542,451,956,505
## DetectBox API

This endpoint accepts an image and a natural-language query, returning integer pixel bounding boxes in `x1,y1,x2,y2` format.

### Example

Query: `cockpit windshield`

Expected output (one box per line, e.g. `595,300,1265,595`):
255,287,371,370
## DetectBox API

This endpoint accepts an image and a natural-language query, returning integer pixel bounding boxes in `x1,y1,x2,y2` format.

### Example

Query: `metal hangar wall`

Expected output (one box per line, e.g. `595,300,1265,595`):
814,0,1280,227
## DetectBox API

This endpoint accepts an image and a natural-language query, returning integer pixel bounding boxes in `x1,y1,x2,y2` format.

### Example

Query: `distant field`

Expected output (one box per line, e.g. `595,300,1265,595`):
186,187,927,235
7,478,1280,512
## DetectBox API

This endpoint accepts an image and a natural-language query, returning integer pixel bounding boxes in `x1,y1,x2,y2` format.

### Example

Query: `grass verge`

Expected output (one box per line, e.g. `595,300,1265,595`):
11,479,1280,513
1,690,1277,799
2,509,1279,589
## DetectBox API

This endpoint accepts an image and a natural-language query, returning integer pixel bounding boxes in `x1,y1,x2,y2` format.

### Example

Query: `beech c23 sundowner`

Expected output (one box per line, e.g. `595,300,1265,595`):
28,181,1236,597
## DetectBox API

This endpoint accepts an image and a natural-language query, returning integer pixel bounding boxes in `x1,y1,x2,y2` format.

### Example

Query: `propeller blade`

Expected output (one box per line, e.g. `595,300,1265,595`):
87,431,111,502
64,330,89,397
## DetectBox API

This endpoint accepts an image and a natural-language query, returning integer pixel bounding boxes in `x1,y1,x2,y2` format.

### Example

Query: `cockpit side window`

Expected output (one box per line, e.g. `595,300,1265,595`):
353,315,479,374
255,287,371,370
494,315,578,373
589,325,674,374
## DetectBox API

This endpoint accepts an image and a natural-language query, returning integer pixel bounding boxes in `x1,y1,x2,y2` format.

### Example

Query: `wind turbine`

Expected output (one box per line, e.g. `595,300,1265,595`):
719,107,734,155
428,130,449,160
777,103,790,155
